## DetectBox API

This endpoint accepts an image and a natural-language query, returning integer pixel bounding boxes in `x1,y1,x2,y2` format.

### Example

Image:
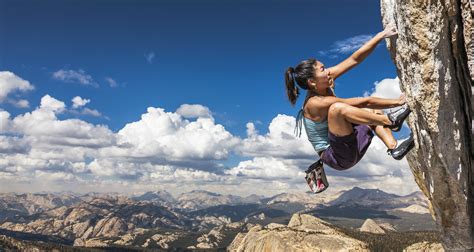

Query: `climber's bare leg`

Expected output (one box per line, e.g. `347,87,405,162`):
327,102,391,137
364,109,397,149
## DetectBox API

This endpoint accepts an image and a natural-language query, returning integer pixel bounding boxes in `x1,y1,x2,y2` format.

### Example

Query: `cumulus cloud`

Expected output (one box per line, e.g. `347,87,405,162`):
11,95,115,148
35,170,76,182
0,75,419,196
0,94,243,192
364,77,401,99
318,34,373,58
72,96,90,108
0,71,34,103
70,96,102,117
52,69,97,87
176,104,212,119
118,107,238,161
0,136,31,154
226,157,305,180
246,122,258,138
0,111,11,132
0,95,117,190
39,95,66,113
10,99,30,108
236,114,315,159
81,108,101,117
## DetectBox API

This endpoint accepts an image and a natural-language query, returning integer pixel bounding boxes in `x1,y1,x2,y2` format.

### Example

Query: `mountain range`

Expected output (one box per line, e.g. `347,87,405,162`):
0,187,436,250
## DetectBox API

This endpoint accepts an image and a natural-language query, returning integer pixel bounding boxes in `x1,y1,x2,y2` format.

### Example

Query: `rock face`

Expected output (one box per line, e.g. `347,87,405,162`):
380,0,473,250
379,222,397,232
228,214,368,251
404,241,445,252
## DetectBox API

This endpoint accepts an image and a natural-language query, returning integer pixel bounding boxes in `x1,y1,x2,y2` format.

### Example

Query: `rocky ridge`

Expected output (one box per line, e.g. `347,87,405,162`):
1,195,187,243
228,213,369,251
403,241,444,252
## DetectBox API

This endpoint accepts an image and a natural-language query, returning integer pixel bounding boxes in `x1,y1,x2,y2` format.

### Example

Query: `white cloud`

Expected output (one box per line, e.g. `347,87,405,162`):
365,77,401,99
226,157,305,180
81,108,101,117
40,95,66,113
0,111,11,132
0,71,34,102
318,34,373,57
35,170,76,181
72,96,90,109
176,104,212,119
365,77,408,130
11,95,115,148
236,114,315,159
71,96,102,117
10,99,30,108
0,95,241,190
117,107,238,161
144,52,155,64
52,69,97,87
246,122,258,138
104,77,118,88
0,136,30,154
0,76,420,196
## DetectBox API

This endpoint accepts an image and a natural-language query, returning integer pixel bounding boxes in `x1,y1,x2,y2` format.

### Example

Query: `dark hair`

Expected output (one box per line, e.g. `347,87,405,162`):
284,58,317,106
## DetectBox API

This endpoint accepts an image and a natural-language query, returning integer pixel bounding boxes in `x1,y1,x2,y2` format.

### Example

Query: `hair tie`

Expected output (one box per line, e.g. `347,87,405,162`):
291,70,297,83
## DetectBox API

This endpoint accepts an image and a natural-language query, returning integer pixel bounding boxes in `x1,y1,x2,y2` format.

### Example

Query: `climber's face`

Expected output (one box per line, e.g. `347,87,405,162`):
308,61,332,90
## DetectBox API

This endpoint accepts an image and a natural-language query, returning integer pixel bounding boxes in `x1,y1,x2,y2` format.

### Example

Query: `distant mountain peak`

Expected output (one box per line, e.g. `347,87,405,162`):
132,191,176,203
187,190,222,196
329,187,401,208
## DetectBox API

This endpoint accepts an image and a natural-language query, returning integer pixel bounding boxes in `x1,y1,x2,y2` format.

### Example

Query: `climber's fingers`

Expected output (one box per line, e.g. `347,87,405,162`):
397,93,406,106
382,24,398,38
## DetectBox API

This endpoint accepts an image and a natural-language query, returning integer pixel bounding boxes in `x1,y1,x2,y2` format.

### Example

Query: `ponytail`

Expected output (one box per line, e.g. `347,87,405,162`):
285,67,299,106
284,58,315,106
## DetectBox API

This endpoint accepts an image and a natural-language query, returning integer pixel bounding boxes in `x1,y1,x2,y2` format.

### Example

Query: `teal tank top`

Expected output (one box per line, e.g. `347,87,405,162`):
295,109,330,153
294,88,335,153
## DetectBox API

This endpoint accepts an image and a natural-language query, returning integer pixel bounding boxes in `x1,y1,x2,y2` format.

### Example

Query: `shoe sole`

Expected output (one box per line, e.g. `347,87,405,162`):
386,108,411,132
393,140,415,160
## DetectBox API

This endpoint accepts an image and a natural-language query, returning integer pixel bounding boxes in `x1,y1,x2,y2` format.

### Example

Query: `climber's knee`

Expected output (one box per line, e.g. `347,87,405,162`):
328,102,349,117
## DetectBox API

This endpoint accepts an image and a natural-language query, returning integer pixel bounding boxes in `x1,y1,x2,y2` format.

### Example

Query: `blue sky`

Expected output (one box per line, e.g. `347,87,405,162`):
0,0,416,196
1,0,395,134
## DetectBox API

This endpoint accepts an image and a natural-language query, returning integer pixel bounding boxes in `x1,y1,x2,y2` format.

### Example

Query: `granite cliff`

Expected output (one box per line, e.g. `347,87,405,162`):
381,0,473,250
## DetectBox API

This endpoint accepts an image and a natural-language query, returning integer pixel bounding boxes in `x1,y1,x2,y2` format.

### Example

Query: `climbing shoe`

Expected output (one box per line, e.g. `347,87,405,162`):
385,104,411,132
387,133,415,160
305,160,329,194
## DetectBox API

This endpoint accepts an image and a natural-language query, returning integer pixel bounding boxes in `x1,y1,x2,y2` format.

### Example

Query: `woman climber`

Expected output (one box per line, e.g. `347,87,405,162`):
284,25,414,193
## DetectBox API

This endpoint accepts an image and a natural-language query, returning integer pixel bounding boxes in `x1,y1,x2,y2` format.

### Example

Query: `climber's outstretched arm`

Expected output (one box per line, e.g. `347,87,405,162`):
327,24,398,80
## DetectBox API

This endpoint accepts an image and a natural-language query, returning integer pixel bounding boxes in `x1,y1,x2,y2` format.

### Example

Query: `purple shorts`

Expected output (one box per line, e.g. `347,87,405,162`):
321,124,374,170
